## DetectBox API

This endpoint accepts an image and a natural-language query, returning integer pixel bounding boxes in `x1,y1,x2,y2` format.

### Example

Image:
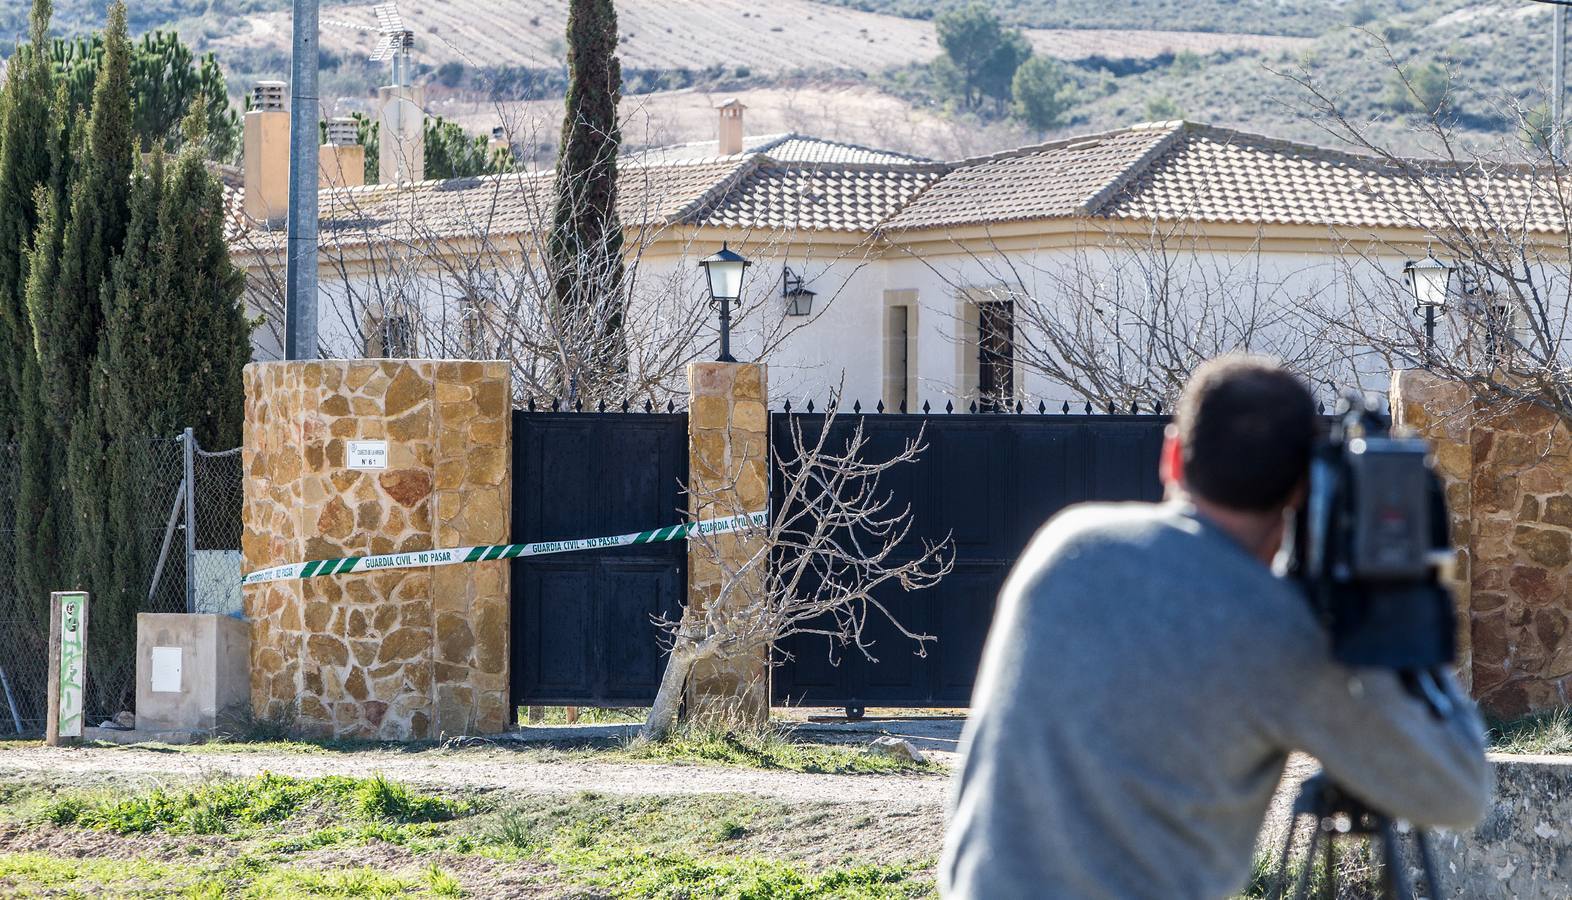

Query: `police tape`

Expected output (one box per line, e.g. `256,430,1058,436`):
240,511,769,586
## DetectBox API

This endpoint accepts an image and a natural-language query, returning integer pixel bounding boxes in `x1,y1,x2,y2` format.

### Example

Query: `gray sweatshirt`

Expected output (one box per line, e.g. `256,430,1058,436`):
940,502,1490,900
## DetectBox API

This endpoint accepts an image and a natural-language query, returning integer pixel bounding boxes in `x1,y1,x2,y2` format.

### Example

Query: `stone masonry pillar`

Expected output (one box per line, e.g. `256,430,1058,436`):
1391,369,1475,696
686,362,770,725
242,360,511,740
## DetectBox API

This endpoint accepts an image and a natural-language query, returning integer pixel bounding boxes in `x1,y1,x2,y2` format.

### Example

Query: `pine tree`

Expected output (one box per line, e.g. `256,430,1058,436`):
547,0,625,396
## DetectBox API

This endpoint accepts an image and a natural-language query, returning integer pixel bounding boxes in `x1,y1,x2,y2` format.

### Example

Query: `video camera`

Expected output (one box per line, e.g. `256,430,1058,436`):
1286,399,1457,675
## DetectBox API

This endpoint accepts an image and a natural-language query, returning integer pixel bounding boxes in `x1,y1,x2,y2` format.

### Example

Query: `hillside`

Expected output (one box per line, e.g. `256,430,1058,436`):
1,0,1557,162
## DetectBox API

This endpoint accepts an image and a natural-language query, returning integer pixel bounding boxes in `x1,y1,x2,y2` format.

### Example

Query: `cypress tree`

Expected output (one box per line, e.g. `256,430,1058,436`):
0,0,55,449
547,0,625,396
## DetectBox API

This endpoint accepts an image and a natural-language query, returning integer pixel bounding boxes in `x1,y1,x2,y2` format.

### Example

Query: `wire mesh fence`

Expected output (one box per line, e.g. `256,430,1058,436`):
0,432,243,733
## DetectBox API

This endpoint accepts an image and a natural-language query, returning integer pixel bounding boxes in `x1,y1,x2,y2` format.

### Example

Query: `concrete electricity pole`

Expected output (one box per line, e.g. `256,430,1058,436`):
284,0,321,360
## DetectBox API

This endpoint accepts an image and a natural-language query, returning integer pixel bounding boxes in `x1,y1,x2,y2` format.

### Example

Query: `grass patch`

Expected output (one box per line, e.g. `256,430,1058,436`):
551,843,929,899
1489,709,1572,755
39,772,468,836
619,727,940,775
519,706,648,726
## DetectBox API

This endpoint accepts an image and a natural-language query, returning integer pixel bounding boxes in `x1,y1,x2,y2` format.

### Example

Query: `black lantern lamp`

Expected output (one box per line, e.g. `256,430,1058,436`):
782,266,816,317
1403,251,1454,350
699,242,750,363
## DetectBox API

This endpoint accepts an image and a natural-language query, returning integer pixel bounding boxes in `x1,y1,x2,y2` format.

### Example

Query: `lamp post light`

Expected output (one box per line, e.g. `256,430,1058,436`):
1404,251,1454,350
699,242,750,363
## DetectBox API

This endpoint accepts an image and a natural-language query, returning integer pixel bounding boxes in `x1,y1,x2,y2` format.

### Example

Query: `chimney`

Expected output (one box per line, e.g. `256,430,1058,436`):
717,98,746,156
319,117,365,189
377,83,426,184
243,81,290,225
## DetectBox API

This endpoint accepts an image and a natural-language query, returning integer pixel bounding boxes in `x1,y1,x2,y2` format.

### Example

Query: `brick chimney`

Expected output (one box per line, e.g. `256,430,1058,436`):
377,83,426,184
243,81,289,225
319,117,365,189
717,98,746,156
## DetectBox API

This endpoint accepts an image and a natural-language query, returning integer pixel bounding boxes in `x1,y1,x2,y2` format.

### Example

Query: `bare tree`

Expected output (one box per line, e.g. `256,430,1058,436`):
641,403,954,742
232,109,876,407
1275,45,1572,421
907,223,1346,410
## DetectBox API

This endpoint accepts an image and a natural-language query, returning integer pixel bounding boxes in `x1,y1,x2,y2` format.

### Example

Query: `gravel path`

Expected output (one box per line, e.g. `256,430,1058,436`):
0,743,953,808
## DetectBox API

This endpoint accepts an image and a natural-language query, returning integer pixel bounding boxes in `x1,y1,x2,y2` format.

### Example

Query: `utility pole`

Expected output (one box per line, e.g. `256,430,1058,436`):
1557,2,1567,160
284,0,320,360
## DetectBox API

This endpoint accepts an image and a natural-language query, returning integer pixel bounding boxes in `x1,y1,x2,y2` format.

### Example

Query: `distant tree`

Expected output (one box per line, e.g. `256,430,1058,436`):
51,28,239,160
1385,61,1449,116
1145,95,1183,120
935,3,1031,111
547,0,626,398
424,116,512,180
1011,56,1072,130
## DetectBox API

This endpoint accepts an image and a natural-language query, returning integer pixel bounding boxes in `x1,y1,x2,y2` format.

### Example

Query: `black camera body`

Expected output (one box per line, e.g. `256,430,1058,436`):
1288,402,1457,672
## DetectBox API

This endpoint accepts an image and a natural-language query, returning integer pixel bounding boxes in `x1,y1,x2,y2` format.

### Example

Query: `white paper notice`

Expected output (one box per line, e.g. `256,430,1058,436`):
150,646,183,693
347,441,389,470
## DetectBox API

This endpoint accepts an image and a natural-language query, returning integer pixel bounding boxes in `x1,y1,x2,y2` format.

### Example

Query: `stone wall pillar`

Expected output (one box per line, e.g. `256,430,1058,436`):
1394,369,1572,717
686,362,770,724
242,360,511,740
1391,369,1475,695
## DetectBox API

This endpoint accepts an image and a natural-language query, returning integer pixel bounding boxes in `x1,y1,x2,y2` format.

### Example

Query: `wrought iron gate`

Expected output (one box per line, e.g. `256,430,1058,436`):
509,409,688,707
770,410,1167,711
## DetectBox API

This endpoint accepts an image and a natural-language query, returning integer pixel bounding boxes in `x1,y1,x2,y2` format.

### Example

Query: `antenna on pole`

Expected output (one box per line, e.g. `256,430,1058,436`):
324,2,414,86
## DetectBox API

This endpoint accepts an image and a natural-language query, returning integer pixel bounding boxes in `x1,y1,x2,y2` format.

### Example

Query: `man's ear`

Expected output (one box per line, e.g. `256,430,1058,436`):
1159,425,1183,490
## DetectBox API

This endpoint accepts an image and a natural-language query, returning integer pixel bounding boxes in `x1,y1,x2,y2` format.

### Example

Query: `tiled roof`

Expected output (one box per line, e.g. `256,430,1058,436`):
697,160,945,232
229,144,941,251
882,121,1564,234
626,133,933,166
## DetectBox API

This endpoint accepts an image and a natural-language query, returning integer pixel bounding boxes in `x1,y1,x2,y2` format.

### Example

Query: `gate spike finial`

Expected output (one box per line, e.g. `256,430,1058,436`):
621,399,630,413
1084,401,1092,414
876,399,885,413
853,400,862,414
575,398,584,413
922,400,931,414
1061,401,1070,414
968,400,977,413
1039,400,1047,414
1155,401,1163,415
597,399,606,413
667,400,676,413
644,399,653,413
946,400,954,414
783,399,792,414
1106,401,1116,414
551,397,561,412
1130,401,1138,414
528,396,536,412
1016,400,1023,414
807,399,816,413
900,398,907,414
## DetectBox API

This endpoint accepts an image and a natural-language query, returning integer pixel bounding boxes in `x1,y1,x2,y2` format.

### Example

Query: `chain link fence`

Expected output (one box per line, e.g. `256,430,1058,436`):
0,433,243,733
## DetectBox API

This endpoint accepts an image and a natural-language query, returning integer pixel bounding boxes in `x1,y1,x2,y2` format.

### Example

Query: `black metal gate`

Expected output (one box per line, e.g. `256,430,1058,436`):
770,411,1167,710
510,410,688,707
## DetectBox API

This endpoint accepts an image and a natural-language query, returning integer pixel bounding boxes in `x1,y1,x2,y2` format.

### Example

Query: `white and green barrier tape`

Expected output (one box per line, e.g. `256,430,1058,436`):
241,511,768,586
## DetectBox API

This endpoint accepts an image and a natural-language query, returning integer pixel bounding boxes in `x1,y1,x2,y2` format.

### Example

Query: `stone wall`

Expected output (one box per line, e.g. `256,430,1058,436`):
1430,755,1572,898
686,362,770,723
242,360,511,739
1393,370,1572,717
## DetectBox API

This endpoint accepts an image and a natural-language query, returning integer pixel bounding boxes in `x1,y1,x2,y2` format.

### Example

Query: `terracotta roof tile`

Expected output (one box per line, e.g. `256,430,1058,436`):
698,159,946,232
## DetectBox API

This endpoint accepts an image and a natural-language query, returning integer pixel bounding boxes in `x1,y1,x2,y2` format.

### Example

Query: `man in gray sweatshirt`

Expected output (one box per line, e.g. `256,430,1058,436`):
941,356,1489,899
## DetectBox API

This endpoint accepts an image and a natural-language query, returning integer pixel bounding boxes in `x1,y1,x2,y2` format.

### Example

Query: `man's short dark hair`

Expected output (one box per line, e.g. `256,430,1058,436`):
1176,356,1318,512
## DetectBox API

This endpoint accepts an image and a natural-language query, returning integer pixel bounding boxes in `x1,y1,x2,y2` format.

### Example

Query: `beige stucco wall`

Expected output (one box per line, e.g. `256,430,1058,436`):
242,360,511,739
134,613,251,733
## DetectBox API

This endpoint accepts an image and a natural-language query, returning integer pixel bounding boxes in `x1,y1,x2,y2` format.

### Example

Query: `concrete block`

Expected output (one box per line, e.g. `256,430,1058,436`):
135,613,251,733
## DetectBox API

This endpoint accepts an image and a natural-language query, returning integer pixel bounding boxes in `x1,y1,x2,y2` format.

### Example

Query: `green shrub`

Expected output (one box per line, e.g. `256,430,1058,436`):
353,774,461,823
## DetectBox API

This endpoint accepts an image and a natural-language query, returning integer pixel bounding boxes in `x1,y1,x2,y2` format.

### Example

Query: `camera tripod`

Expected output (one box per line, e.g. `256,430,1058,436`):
1268,773,1444,900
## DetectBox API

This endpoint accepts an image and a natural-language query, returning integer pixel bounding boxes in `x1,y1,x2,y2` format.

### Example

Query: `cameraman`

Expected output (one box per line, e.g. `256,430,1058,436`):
940,356,1489,899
